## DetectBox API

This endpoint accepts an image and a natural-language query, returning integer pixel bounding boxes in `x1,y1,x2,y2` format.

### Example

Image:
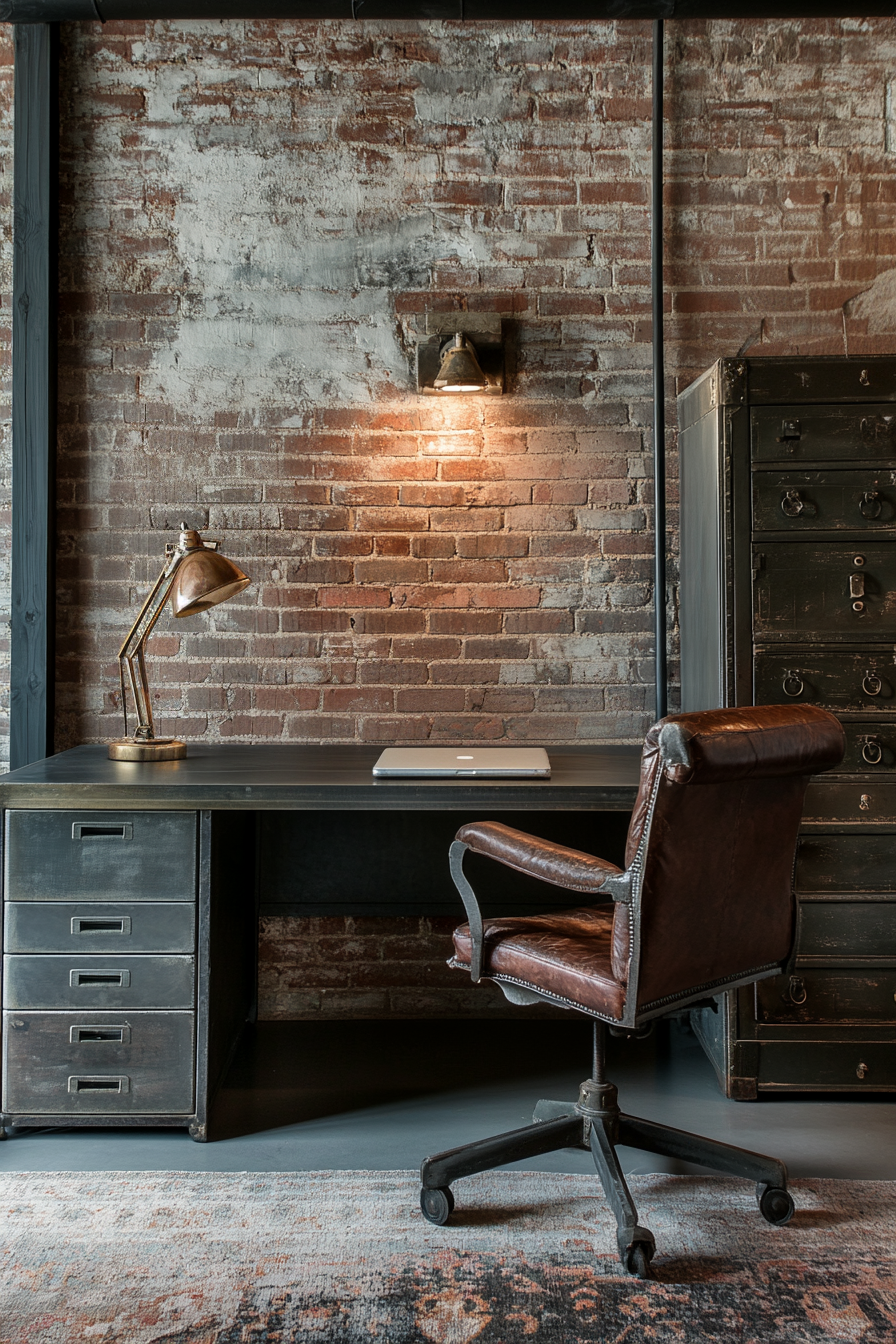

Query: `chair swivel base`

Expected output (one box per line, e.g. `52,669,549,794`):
419,1077,794,1279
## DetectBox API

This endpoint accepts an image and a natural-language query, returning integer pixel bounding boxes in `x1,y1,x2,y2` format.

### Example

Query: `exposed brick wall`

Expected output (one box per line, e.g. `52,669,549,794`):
259,915,564,1019
1,17,894,1015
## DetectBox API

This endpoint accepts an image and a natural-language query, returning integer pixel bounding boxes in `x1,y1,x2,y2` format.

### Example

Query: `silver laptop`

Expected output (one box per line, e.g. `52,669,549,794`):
373,747,551,778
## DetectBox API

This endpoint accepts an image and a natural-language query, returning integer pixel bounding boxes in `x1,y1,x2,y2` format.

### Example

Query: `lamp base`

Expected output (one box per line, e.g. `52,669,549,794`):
108,738,187,762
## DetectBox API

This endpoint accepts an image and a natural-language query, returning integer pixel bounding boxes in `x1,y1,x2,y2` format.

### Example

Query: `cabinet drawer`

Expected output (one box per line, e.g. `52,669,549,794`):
757,1040,896,1090
798,900,896,961
3,902,196,954
751,405,896,463
753,648,896,713
4,811,197,902
753,544,896,639
756,971,896,1025
752,468,896,533
797,835,895,892
2,954,195,1010
803,781,896,825
2,1010,194,1114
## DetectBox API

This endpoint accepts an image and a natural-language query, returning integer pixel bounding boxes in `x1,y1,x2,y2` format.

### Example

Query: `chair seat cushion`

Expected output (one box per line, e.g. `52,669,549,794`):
452,907,626,1019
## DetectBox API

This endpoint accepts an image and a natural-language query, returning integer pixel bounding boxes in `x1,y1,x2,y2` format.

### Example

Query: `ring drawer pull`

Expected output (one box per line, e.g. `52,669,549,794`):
787,976,807,1006
70,970,131,989
856,1063,869,1080
782,670,804,697
860,491,882,520
781,489,805,517
72,823,134,842
68,1075,131,1094
859,736,883,765
862,672,883,696
71,917,132,937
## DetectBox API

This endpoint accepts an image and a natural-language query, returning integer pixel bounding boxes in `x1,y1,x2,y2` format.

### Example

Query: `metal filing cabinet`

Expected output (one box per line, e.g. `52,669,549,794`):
1,810,201,1127
678,356,896,1098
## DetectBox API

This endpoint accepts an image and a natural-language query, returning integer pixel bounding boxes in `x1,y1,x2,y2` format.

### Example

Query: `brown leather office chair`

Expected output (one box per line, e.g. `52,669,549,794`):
419,705,845,1278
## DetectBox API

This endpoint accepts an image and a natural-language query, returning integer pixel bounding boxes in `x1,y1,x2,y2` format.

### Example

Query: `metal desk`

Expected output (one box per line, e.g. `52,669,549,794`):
0,743,641,1139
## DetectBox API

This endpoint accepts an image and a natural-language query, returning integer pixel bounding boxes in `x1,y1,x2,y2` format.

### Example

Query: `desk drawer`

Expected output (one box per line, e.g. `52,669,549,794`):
2,1010,194,1114
2,954,195,1010
756,971,896,1025
4,811,197,902
752,468,896,533
798,900,896,961
753,543,896,639
757,1039,896,1091
803,782,896,825
796,835,895,892
4,903,196,954
753,649,896,713
751,404,896,463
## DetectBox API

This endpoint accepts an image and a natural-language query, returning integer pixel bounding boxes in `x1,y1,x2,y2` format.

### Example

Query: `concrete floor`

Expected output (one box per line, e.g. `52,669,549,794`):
1,1018,894,1179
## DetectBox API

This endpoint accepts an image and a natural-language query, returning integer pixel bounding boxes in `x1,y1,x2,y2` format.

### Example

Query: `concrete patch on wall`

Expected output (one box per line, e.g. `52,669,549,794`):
843,268,896,336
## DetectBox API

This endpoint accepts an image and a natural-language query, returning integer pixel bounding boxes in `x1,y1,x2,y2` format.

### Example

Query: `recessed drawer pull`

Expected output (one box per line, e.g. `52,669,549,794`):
782,670,804,697
71,917,132,937
68,1075,131,1094
862,672,883,697
69,970,131,989
71,823,134,841
70,1025,131,1044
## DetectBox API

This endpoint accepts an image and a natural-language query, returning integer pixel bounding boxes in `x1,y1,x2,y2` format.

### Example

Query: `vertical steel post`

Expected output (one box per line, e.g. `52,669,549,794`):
10,24,58,769
651,19,667,723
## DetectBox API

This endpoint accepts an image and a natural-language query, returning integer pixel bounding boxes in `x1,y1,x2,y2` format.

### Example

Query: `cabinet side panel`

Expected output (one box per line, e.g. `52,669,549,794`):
680,409,724,711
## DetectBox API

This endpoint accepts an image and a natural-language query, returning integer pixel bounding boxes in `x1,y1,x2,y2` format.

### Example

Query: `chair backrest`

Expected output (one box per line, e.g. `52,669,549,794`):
614,705,845,1014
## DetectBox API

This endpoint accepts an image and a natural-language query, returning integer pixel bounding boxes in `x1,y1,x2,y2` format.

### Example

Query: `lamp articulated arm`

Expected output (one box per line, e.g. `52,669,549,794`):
117,544,185,744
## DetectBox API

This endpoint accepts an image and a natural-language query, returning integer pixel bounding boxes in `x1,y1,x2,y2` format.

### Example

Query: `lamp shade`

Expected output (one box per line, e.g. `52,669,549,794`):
170,546,251,617
434,333,488,392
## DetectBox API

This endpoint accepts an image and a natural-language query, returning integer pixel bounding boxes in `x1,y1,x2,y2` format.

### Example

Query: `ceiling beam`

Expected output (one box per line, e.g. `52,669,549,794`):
2,1,895,20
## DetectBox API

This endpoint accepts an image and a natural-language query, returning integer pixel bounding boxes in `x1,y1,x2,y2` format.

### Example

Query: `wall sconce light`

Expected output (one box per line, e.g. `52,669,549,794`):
108,524,251,762
416,314,504,396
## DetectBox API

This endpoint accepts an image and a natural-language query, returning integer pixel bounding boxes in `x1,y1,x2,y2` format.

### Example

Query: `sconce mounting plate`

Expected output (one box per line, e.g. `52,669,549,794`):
416,313,504,396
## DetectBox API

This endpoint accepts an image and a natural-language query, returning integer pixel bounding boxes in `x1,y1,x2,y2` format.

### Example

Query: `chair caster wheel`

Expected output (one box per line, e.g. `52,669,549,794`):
420,1186,454,1226
757,1184,794,1226
625,1240,656,1280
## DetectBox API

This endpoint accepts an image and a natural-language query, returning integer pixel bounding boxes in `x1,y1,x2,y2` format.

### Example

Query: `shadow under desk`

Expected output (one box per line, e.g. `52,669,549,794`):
0,743,641,1141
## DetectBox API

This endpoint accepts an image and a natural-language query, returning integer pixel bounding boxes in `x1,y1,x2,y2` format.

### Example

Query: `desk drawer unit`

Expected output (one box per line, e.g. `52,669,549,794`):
680,356,896,1096
0,810,201,1130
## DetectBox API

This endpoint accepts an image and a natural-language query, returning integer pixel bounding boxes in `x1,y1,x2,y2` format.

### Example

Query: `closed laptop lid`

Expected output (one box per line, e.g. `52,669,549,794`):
372,747,551,778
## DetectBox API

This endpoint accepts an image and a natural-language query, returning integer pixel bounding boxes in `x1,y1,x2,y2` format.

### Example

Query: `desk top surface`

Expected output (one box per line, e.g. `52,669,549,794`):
0,743,642,811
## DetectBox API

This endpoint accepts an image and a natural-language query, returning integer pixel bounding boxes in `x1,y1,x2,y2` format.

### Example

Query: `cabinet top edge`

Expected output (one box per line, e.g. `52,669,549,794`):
678,356,896,430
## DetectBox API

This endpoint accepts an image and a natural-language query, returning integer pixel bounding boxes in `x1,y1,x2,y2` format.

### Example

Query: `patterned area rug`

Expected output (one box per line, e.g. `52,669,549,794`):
1,1170,894,1343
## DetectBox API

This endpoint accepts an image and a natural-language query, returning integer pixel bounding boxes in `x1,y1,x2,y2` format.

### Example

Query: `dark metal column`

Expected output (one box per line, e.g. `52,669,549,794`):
10,23,58,768
651,18,667,723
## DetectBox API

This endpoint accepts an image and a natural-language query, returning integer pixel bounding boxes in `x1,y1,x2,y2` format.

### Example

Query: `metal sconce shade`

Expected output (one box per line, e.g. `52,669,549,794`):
416,314,504,395
170,547,251,617
434,333,488,392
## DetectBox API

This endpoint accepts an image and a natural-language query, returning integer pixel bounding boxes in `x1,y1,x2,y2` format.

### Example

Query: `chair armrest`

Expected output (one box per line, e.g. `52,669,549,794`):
450,823,626,984
455,820,623,893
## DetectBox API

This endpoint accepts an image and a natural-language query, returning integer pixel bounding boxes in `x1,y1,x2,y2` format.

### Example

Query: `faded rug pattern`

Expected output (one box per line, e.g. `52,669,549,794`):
1,1170,894,1343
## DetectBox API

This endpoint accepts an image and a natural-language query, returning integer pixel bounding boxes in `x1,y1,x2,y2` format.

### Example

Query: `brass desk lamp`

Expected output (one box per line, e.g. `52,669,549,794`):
109,524,251,762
